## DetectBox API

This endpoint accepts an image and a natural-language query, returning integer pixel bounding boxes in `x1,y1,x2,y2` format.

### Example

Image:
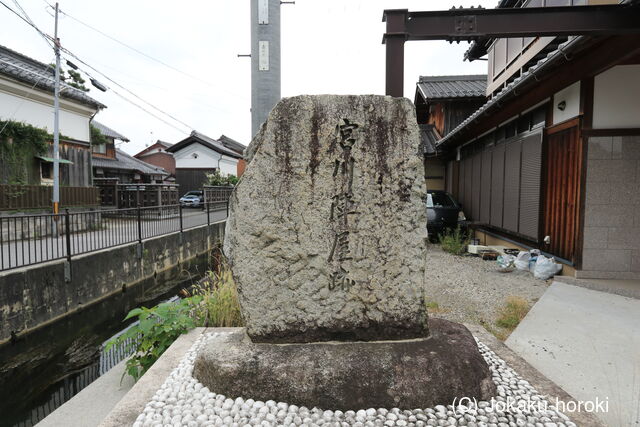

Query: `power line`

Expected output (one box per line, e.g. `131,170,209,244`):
5,0,201,136
1,0,55,49
60,55,192,134
44,1,249,102
59,47,194,131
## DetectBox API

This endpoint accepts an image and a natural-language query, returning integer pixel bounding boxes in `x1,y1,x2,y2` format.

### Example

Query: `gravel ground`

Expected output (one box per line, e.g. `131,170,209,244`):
424,244,550,330
134,332,577,427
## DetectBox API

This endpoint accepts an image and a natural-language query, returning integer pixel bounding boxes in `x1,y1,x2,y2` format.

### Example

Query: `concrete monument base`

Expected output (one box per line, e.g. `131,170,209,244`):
193,319,495,410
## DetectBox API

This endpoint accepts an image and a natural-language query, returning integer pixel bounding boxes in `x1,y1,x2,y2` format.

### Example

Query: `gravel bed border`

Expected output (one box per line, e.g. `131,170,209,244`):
133,332,581,427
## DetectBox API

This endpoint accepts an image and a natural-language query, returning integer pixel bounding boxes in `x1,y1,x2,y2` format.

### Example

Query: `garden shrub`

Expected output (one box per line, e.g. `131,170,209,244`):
438,226,469,255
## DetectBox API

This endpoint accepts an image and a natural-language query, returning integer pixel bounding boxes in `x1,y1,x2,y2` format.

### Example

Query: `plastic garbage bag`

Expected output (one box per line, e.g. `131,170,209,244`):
533,255,562,280
514,251,531,270
497,254,516,271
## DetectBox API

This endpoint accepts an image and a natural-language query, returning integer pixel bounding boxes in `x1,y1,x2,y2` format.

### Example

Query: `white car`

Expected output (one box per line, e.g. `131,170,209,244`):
179,191,203,208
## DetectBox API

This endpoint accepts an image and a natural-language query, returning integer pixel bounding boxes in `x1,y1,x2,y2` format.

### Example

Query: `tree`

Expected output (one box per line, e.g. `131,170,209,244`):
50,64,90,92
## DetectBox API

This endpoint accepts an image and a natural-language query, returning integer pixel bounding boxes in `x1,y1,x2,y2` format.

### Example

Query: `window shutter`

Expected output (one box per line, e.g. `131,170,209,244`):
472,153,482,221
480,149,492,224
490,143,505,228
503,140,522,233
518,131,543,239
458,160,465,205
464,157,473,220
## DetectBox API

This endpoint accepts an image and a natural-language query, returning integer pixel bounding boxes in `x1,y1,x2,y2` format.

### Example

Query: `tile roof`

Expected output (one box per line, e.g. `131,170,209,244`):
419,124,439,155
218,134,246,155
438,36,592,149
166,131,243,159
92,121,129,142
93,148,169,176
416,75,487,100
0,44,106,109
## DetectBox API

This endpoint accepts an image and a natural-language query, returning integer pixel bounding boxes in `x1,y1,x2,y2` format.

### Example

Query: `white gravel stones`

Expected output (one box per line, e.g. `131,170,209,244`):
134,332,577,427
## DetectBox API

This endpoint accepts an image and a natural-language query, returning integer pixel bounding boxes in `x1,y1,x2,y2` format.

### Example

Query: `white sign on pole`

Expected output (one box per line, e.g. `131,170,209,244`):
258,0,269,24
259,41,269,71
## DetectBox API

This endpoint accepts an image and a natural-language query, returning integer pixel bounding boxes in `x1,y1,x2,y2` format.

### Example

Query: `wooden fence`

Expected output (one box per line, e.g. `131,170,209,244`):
0,185,99,211
203,185,234,203
94,179,179,208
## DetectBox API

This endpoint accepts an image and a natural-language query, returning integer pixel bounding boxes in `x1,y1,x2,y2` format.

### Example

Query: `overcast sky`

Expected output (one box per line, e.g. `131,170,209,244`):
2,0,495,155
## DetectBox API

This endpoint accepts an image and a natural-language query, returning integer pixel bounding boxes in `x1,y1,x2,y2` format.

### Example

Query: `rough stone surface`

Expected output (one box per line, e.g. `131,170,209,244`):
193,319,495,410
133,329,581,427
224,95,429,343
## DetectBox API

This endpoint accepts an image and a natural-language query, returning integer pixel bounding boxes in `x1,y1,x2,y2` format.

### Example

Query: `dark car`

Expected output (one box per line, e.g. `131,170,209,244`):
426,190,467,239
179,190,204,208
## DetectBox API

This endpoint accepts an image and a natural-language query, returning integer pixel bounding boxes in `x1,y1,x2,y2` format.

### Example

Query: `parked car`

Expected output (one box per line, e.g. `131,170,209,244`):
179,191,204,208
426,190,467,239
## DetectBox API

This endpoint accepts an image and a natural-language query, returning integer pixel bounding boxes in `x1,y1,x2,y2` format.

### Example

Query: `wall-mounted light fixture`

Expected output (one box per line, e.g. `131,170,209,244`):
557,100,567,111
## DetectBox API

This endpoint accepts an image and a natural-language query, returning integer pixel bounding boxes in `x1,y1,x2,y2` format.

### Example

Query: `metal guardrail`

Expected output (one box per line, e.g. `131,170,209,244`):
0,201,228,272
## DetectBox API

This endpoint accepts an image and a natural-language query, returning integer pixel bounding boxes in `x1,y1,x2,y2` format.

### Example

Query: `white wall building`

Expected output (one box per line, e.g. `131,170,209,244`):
166,131,244,193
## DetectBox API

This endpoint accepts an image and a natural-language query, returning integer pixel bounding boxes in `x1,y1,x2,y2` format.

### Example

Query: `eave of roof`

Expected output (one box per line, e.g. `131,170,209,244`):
93,149,169,176
416,74,487,100
0,44,106,109
166,131,243,159
437,35,592,150
92,120,129,142
218,134,246,155
419,124,440,155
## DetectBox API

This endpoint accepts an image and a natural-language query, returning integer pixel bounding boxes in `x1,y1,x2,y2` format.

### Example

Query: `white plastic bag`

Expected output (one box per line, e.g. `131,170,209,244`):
514,251,531,271
497,254,516,271
533,255,562,280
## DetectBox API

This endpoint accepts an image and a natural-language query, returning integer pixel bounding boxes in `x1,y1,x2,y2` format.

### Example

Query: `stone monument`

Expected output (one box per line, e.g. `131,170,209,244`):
194,95,495,409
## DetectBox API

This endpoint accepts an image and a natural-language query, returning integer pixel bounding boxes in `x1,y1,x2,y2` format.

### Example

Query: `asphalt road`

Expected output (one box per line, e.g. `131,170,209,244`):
0,208,227,271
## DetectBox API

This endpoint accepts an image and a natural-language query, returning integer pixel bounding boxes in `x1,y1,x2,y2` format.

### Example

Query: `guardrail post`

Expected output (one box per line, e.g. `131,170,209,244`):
64,208,72,282
226,199,230,218
178,203,184,244
206,201,211,227
136,204,143,259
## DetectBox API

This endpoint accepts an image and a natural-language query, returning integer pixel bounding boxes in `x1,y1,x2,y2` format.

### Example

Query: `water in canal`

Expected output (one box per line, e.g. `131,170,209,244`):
0,271,203,427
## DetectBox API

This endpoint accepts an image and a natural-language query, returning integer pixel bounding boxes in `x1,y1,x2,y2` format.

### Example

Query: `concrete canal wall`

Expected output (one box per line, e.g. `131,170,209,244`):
0,221,225,344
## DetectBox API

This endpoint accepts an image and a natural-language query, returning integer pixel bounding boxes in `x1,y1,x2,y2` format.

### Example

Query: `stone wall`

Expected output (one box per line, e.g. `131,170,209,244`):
581,135,640,278
0,221,225,343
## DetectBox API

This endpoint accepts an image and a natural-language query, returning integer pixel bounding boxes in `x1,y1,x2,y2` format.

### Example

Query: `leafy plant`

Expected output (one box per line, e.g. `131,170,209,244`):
108,256,243,381
106,296,202,381
495,296,530,330
205,170,238,186
438,226,470,255
0,120,50,185
50,63,90,92
90,124,109,147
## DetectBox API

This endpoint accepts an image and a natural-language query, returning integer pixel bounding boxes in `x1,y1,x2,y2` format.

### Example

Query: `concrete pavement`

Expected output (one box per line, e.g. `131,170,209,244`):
506,281,640,427
36,360,135,427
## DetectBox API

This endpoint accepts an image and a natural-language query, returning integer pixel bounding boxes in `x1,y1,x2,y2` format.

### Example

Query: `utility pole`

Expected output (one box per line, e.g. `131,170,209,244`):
250,0,281,137
52,2,61,214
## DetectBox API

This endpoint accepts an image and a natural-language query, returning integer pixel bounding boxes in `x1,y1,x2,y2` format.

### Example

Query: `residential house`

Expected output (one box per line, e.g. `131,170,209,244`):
91,121,168,183
421,0,640,279
133,140,176,176
0,44,105,187
165,131,244,193
414,75,487,190
218,134,247,176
